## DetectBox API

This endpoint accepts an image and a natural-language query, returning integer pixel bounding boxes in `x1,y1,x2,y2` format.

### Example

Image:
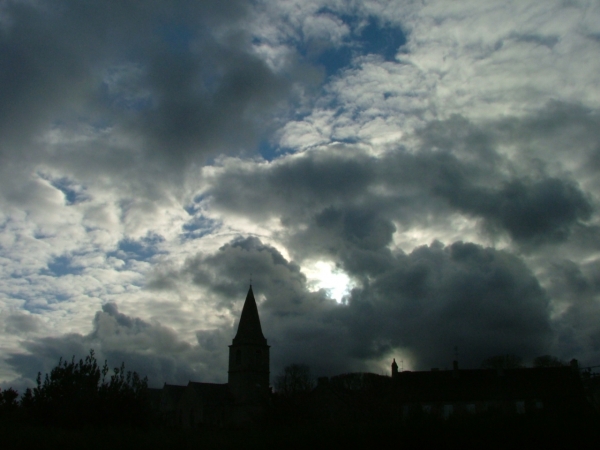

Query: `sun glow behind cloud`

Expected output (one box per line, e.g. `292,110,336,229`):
304,261,354,303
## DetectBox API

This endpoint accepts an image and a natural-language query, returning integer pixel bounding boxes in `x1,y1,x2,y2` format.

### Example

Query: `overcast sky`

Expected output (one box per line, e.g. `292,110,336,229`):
1,0,600,389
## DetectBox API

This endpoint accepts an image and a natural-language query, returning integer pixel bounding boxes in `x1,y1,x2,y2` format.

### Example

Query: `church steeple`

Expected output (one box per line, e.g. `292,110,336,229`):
228,285,270,405
233,286,266,345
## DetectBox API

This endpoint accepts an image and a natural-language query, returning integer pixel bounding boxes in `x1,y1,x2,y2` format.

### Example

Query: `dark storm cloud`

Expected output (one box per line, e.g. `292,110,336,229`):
168,236,328,314
493,101,600,177
544,259,600,365
136,36,291,166
345,241,552,369
148,236,359,376
0,0,300,204
7,333,93,387
288,205,397,279
395,111,593,245
149,237,553,375
313,206,396,252
435,176,592,244
1,312,41,334
7,234,557,385
208,148,377,221
6,302,228,388
417,105,596,244
208,105,595,250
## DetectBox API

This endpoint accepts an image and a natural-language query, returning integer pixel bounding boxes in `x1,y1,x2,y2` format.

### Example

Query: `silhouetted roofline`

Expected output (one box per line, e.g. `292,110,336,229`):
163,383,187,390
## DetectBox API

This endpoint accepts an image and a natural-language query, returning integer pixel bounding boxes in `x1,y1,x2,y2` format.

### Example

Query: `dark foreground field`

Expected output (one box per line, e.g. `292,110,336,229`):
1,412,599,450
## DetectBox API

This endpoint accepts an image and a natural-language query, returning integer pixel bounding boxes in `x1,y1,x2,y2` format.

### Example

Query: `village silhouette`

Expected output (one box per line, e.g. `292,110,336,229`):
1,286,599,448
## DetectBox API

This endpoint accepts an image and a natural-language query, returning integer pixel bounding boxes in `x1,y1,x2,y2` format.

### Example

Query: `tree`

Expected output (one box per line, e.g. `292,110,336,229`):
273,364,315,424
329,372,388,392
22,349,151,428
533,355,565,368
274,364,314,398
481,354,523,370
0,387,19,416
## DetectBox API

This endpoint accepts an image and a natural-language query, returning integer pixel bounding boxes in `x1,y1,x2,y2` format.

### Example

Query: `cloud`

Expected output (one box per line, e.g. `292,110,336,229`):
2,0,600,389
345,241,552,369
0,0,303,217
434,175,592,244
543,258,600,364
1,311,42,335
205,147,377,222
149,237,555,374
206,107,594,251
6,301,229,389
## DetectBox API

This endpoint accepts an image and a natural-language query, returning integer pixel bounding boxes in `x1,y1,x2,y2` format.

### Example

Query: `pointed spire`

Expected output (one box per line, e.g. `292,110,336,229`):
233,285,266,345
391,358,399,378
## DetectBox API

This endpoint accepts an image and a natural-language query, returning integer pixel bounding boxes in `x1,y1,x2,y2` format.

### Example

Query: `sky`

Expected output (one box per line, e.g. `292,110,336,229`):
1,0,600,389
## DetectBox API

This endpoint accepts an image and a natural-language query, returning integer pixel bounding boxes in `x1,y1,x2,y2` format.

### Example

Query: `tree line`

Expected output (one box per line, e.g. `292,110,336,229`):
0,350,154,428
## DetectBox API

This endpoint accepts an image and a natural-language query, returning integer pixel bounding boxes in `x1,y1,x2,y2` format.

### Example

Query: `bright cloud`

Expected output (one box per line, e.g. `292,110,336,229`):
1,0,600,390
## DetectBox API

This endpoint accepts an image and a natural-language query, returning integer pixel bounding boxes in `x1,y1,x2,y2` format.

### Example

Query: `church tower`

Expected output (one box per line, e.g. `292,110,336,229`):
228,286,270,404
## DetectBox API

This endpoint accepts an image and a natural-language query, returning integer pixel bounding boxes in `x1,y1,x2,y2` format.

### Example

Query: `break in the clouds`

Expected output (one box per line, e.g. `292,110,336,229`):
2,0,600,388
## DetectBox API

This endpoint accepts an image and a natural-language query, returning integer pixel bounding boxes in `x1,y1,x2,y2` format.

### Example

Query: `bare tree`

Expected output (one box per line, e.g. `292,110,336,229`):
533,355,565,368
274,364,314,398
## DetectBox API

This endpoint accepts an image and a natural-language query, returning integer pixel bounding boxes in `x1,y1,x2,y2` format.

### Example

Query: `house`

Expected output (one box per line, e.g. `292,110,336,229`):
390,360,586,418
307,359,588,423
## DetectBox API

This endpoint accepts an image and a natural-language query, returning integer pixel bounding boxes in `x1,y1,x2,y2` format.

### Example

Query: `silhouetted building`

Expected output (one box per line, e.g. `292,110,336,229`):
391,362,586,419
159,286,269,427
177,382,232,427
228,286,270,399
157,286,589,427
228,285,270,423
307,359,588,423
159,383,187,426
